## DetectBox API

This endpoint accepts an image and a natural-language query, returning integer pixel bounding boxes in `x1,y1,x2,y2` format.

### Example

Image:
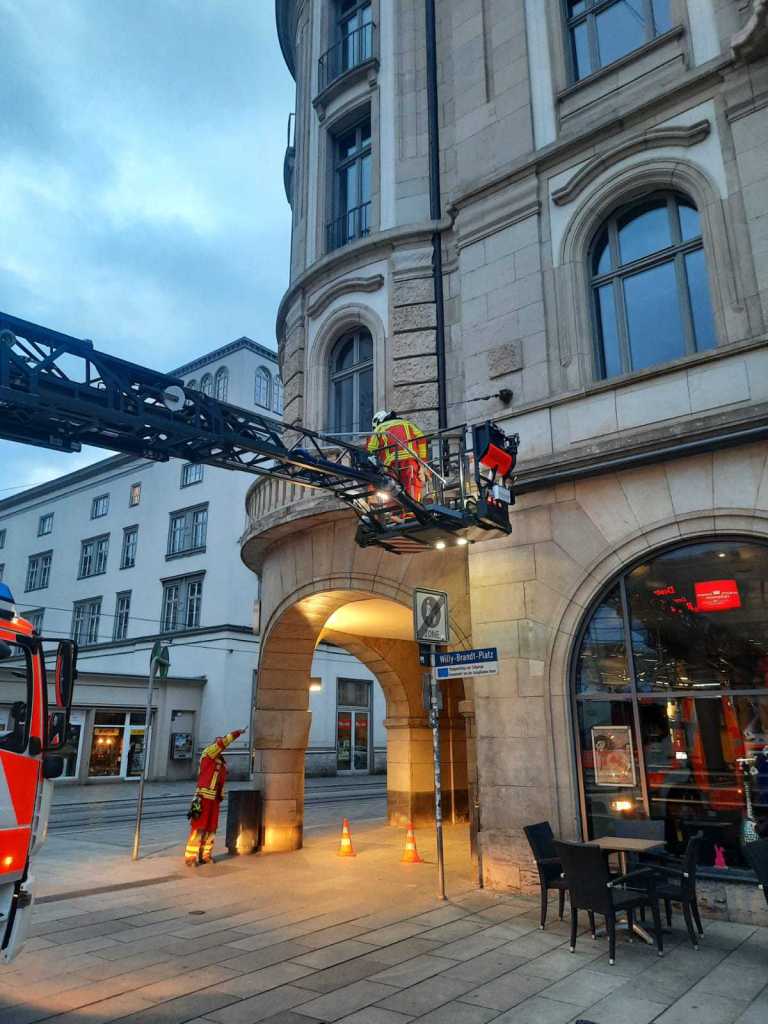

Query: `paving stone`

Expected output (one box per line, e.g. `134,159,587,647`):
215,963,319,998
332,1010,412,1024
433,929,517,961
361,938,444,966
368,954,453,988
695,957,768,1002
514,945,604,980
358,923,430,947
538,967,627,1009
654,990,752,1024
293,956,390,995
294,980,397,1021
292,941,381,970
375,975,477,1016
291,924,372,950
207,984,317,1024
418,919,486,943
581,990,671,1024
489,995,579,1024
113,988,240,1024
457,968,551,1011
414,1001,499,1024
221,941,319,973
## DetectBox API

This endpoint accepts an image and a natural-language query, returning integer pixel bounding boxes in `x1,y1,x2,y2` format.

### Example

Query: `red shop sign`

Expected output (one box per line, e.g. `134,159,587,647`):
694,579,741,612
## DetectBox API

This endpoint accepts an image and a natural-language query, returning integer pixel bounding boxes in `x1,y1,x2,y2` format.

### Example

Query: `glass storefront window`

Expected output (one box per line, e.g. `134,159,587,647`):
88,709,148,778
89,726,124,777
573,539,768,872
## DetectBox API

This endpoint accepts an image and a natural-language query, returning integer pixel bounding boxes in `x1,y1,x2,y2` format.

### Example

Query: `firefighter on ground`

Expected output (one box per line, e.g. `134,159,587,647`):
367,410,429,503
185,728,245,866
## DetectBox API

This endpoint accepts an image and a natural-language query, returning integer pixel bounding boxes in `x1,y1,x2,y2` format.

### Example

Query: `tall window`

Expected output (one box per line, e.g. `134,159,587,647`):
255,367,272,408
327,114,372,252
129,482,141,507
113,591,131,641
319,0,374,90
161,575,203,632
329,329,373,435
25,608,44,633
214,366,229,401
273,378,284,416
187,378,198,391
72,597,101,646
181,462,204,488
121,526,138,569
200,373,213,396
91,494,110,519
25,551,52,592
79,535,109,578
573,539,768,872
591,193,716,379
38,513,54,536
0,529,5,549
566,0,672,81
167,505,208,557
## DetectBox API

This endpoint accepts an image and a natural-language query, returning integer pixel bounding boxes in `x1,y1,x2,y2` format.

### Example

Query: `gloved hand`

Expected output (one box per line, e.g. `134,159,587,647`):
232,728,246,739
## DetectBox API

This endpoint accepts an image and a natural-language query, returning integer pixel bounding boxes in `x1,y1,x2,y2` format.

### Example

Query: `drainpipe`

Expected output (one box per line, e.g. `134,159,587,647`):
425,0,448,431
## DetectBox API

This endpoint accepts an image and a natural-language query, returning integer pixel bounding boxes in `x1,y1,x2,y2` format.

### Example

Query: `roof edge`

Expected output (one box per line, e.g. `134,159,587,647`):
276,0,297,79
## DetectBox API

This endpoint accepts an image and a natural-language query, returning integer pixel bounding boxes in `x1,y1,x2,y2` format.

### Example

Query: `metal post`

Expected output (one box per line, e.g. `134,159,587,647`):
429,661,446,901
131,656,156,861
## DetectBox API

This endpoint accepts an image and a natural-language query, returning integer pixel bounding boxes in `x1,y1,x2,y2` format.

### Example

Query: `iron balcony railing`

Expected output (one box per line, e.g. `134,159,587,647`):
326,201,371,253
318,22,376,93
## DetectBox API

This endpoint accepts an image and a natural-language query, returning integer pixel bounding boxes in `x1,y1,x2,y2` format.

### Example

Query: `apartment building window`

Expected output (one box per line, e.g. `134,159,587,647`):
129,482,141,507
255,367,272,408
200,373,213,396
79,535,109,578
161,575,203,632
187,378,198,391
330,328,373,435
25,551,52,592
91,493,110,519
181,462,204,488
72,597,102,646
214,366,229,401
121,526,138,569
0,529,6,549
25,608,45,633
327,114,371,252
591,193,716,379
273,378,284,416
113,591,131,641
566,0,672,81
319,0,374,91
167,504,208,557
37,513,54,536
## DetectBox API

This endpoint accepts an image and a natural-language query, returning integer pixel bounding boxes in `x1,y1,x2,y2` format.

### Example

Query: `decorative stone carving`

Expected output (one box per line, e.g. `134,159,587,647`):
732,0,768,62
487,342,523,379
552,121,712,206
306,275,384,319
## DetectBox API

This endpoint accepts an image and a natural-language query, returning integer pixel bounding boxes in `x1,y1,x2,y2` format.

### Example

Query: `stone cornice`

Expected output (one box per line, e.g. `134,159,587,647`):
732,0,768,63
275,0,297,79
306,274,385,318
551,120,711,206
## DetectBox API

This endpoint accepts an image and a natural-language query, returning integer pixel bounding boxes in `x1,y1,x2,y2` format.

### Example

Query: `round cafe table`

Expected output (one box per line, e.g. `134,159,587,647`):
586,836,665,944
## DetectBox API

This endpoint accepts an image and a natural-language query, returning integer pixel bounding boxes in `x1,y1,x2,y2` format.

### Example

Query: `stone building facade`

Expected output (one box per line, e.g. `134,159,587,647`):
245,0,768,922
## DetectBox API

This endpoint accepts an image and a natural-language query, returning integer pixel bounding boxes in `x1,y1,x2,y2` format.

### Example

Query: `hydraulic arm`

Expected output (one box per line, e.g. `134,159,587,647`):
0,312,519,552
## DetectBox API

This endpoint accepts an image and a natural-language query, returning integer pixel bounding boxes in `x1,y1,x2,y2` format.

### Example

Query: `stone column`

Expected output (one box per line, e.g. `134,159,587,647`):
384,715,435,825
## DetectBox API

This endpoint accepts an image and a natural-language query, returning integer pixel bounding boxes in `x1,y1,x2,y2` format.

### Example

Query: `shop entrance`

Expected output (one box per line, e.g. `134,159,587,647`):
88,710,146,779
336,678,371,772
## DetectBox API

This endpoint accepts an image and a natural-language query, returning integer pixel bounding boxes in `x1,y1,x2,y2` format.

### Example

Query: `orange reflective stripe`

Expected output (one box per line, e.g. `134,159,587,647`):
1,752,39,827
0,827,30,879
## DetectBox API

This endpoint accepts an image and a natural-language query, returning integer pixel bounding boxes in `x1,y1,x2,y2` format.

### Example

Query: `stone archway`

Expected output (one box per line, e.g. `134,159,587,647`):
252,587,469,852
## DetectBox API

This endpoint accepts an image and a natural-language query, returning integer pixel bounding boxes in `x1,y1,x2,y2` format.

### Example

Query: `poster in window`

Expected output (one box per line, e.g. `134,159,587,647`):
592,725,636,787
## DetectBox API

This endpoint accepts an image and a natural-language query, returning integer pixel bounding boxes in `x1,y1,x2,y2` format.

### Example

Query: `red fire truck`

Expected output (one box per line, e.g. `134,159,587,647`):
0,582,76,961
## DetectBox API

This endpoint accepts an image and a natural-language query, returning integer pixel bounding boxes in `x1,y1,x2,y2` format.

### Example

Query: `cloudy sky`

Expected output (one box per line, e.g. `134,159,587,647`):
0,0,295,494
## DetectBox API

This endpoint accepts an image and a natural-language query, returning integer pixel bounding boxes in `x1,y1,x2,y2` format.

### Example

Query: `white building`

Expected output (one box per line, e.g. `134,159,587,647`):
0,336,385,783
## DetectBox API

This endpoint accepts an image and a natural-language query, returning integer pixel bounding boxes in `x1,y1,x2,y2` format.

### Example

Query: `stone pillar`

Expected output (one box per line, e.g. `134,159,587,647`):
439,715,469,823
459,698,480,872
384,716,435,825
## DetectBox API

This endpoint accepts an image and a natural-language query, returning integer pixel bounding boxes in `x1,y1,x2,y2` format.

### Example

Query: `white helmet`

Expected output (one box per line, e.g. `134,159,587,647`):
372,409,395,428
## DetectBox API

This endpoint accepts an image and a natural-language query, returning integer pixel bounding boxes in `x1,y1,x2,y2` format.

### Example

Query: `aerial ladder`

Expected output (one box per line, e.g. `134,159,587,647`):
0,310,520,961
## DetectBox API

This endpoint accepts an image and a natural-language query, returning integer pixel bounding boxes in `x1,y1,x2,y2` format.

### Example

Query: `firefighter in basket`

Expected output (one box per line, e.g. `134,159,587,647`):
367,410,429,503
185,727,245,866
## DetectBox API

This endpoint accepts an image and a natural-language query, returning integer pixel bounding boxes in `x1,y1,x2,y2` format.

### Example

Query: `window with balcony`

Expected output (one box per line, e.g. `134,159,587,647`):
181,462,204,488
214,366,229,401
121,526,138,569
25,551,52,592
327,114,372,252
37,513,54,537
113,591,131,641
319,0,375,92
79,535,109,579
167,505,208,557
72,597,101,647
566,0,672,81
91,493,110,519
591,193,716,379
329,328,373,435
161,574,203,632
255,367,272,408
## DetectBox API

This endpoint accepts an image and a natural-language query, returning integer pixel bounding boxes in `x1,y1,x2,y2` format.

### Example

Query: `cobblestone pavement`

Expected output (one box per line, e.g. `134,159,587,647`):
2,820,767,1024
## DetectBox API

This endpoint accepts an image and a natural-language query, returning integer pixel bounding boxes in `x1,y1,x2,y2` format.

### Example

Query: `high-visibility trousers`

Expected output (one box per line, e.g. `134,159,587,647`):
397,460,423,503
185,797,220,864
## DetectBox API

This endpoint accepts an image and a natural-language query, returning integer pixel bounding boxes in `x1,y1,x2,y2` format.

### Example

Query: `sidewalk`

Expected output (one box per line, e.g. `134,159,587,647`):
3,819,767,1024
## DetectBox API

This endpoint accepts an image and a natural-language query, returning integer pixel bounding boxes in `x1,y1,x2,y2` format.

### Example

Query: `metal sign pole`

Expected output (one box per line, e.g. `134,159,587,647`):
428,651,446,902
131,656,156,861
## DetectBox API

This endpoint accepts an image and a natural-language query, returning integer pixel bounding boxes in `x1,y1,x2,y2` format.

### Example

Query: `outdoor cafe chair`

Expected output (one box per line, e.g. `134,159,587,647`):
649,831,704,949
524,821,569,930
743,838,768,908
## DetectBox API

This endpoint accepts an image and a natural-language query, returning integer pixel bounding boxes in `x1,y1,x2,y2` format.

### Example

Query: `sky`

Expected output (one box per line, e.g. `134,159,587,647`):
0,0,295,494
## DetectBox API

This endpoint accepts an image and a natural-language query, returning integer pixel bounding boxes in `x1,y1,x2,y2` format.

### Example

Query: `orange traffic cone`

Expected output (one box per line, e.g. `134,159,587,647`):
338,818,356,857
401,821,424,863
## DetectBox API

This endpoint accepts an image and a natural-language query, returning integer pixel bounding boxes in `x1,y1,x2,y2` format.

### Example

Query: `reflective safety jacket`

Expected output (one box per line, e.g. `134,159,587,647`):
194,731,237,801
367,418,428,467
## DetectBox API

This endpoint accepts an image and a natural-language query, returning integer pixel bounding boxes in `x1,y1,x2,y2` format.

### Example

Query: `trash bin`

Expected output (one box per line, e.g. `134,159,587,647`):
225,788,262,855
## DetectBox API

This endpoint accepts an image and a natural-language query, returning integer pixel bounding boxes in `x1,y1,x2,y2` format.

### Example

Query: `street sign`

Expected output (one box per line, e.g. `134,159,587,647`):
434,647,498,679
413,587,450,643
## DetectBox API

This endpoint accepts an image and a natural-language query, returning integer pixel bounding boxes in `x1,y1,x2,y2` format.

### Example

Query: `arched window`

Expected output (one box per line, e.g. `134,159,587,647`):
591,193,716,379
329,328,373,434
273,378,284,416
572,538,768,871
200,373,213,396
255,367,272,408
187,379,197,391
214,366,229,401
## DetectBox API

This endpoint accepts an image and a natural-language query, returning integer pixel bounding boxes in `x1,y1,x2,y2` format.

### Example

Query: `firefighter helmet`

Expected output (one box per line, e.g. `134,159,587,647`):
372,410,396,428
